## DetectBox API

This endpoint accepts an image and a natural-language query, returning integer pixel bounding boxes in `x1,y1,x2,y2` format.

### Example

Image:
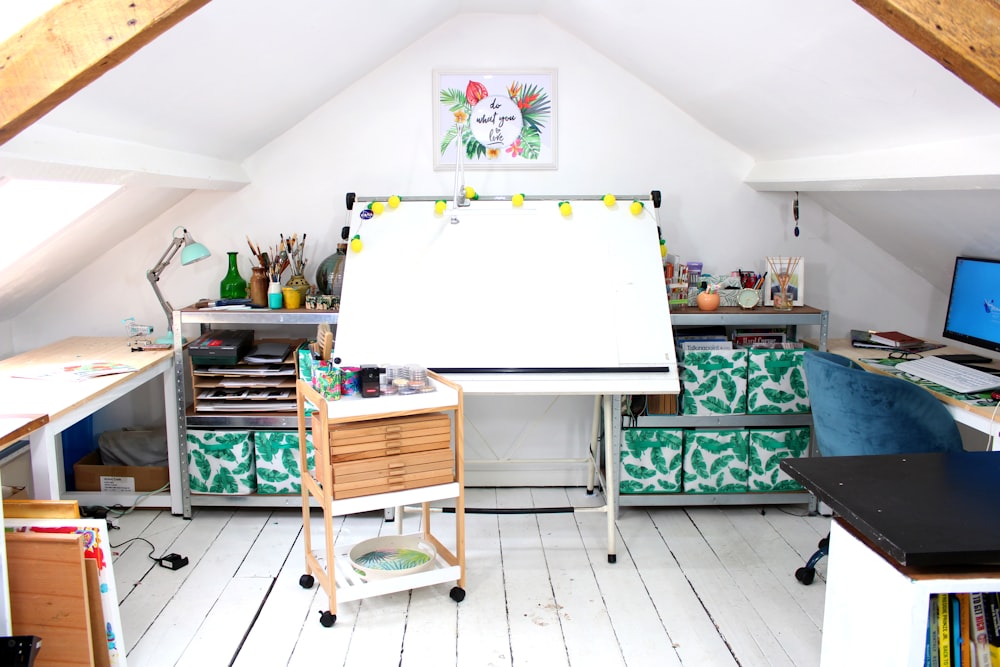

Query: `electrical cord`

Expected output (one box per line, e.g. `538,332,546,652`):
81,481,170,520
110,536,188,570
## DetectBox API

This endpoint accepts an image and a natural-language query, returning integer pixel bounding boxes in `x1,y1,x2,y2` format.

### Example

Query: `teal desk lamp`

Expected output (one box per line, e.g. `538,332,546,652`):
147,226,210,344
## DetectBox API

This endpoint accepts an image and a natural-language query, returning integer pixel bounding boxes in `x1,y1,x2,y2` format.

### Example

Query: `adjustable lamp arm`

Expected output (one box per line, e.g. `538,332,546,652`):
146,235,185,335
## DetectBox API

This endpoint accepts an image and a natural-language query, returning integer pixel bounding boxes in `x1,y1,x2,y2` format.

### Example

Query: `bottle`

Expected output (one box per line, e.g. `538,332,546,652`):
315,244,348,297
220,252,247,299
249,266,269,307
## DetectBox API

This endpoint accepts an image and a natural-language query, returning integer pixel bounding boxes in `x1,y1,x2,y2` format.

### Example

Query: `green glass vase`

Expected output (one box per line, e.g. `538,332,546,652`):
220,251,247,299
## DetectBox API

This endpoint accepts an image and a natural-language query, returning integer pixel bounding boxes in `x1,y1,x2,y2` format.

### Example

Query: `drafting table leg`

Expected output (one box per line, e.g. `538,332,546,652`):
603,394,617,563
587,395,601,494
28,424,60,500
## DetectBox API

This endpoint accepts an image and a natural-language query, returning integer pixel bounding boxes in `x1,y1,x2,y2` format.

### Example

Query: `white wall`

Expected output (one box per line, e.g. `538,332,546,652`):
7,14,948,482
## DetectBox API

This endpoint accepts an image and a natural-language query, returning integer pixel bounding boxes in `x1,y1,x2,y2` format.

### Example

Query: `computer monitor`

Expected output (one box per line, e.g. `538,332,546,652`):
942,256,1000,355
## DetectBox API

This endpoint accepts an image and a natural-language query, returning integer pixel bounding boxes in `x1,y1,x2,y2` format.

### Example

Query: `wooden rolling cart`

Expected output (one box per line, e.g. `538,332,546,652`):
295,372,466,627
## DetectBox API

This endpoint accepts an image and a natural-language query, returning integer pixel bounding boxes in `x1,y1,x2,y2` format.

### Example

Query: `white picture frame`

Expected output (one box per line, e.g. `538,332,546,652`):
433,69,557,170
763,257,805,307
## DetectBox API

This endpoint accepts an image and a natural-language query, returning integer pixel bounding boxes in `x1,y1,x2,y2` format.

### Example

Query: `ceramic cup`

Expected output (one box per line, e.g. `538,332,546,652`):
282,287,302,309
696,291,720,311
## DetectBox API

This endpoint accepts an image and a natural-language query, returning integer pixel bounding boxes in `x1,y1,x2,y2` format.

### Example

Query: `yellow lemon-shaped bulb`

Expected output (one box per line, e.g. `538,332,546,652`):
512,193,524,207
465,186,476,200
371,201,385,215
603,194,616,207
560,202,572,217
660,241,668,257
630,201,644,215
350,236,363,253
435,200,447,214
388,195,401,209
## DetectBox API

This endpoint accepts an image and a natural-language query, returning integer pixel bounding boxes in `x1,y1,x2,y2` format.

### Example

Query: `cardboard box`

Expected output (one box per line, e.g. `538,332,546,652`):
73,450,169,493
645,394,678,415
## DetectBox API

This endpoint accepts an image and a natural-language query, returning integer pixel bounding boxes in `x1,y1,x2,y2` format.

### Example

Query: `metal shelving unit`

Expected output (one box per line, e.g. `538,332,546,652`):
615,304,829,508
171,306,338,517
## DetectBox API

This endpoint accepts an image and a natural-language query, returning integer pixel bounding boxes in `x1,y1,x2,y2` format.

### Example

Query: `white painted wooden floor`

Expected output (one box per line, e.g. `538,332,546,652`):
107,488,831,667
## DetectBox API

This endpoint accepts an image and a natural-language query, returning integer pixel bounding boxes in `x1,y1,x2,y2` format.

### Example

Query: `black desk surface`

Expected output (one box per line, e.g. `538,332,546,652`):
781,452,1000,568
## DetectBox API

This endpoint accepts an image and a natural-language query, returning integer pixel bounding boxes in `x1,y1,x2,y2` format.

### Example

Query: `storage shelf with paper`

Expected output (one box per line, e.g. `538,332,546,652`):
171,305,339,518
618,304,828,508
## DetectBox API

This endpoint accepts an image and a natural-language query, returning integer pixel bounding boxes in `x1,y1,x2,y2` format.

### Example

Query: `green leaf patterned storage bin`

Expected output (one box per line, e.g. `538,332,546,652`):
682,429,749,493
254,430,315,495
746,349,810,414
620,428,684,494
681,349,748,415
747,427,810,492
187,430,256,495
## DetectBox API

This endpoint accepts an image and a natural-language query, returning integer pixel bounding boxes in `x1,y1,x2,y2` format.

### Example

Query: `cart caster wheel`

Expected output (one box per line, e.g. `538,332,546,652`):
608,554,617,564
299,574,314,589
795,566,816,586
450,586,466,602
319,610,336,627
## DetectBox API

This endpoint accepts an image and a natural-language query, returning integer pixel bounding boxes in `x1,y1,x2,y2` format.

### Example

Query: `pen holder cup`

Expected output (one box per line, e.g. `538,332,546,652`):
281,287,302,309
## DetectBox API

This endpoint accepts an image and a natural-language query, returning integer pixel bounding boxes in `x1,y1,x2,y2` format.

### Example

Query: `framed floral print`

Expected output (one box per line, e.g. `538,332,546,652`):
433,69,557,170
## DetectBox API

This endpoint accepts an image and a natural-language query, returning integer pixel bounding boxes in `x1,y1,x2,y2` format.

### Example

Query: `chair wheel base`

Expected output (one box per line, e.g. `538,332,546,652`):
795,566,816,585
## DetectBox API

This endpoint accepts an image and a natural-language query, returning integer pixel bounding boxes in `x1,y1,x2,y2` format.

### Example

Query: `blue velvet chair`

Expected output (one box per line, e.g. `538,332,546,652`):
795,349,964,584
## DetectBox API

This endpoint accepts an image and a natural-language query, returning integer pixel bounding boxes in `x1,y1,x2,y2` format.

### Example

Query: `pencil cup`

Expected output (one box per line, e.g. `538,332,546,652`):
282,287,302,309
268,281,282,309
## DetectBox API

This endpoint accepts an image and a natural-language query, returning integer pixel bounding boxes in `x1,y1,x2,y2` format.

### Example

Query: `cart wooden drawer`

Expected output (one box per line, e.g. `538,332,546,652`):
318,412,452,462
330,448,454,499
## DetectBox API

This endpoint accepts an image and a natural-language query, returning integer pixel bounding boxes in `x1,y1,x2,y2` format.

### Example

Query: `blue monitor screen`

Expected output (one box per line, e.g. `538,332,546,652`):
942,256,1000,354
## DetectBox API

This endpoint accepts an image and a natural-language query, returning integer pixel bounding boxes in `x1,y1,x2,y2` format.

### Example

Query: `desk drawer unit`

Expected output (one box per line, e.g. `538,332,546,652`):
321,413,452,462
322,412,455,499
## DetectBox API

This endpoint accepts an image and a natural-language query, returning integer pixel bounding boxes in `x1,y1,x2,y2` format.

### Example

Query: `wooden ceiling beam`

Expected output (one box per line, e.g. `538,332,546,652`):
0,0,211,146
854,0,1000,108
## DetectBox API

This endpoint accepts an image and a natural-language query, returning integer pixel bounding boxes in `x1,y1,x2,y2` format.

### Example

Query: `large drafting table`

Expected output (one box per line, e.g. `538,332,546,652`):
0,337,180,513
334,193,680,561
823,339,1000,445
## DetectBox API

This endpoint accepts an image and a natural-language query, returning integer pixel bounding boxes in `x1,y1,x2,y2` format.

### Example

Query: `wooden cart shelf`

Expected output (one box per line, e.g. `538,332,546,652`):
295,373,466,627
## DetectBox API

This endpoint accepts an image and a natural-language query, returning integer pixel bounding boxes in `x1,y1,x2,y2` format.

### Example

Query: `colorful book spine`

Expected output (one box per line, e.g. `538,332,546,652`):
952,593,972,667
941,593,954,667
929,594,941,667
957,594,965,667
985,592,1000,664
971,592,992,667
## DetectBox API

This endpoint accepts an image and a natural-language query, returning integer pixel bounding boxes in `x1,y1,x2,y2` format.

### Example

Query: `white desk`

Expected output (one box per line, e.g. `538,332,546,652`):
444,372,680,563
0,337,180,513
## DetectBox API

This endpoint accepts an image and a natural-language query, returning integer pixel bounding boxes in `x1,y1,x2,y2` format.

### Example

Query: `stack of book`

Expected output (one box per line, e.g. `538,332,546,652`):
926,592,999,666
850,329,944,353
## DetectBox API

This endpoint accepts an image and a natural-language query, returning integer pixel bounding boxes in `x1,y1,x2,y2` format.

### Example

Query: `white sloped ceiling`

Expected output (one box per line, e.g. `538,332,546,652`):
1,0,1000,319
